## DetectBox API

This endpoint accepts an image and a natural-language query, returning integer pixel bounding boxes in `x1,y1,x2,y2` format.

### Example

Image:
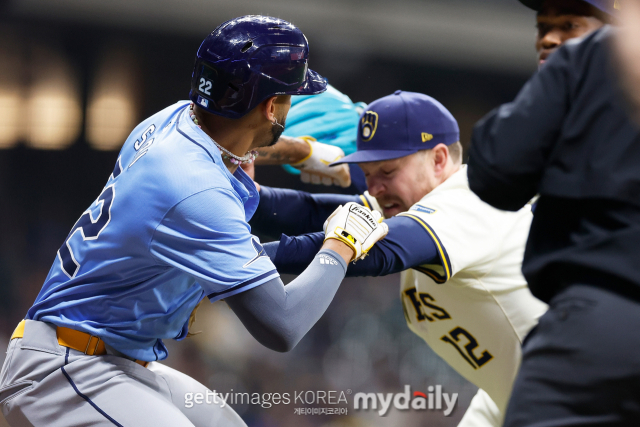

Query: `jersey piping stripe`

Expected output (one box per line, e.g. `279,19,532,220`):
359,194,371,209
413,265,447,284
176,109,216,164
398,213,452,281
60,366,125,427
207,269,279,301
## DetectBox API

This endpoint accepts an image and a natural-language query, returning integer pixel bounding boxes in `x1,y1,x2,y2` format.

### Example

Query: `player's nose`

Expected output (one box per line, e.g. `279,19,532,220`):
366,180,386,199
540,29,562,50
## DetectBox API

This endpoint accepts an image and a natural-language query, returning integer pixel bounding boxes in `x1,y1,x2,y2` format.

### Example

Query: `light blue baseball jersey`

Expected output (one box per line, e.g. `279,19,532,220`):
27,101,279,362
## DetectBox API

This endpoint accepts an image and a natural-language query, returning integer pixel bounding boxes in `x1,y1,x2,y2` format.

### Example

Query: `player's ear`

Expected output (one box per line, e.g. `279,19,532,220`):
262,96,278,122
432,143,449,173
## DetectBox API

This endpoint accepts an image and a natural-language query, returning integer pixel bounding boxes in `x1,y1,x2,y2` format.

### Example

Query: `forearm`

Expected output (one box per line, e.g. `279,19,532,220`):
265,216,440,277
226,248,347,352
250,186,362,237
254,136,311,165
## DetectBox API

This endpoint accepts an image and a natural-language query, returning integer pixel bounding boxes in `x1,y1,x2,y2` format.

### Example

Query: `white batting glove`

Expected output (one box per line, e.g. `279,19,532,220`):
323,202,389,262
291,137,351,188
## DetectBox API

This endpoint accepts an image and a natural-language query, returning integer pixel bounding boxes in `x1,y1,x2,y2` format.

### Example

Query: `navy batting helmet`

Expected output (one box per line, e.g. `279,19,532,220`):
190,15,327,119
518,0,619,16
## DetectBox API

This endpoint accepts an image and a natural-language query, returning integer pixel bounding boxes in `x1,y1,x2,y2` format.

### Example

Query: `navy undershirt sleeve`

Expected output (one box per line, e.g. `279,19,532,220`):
263,215,441,277
250,186,363,238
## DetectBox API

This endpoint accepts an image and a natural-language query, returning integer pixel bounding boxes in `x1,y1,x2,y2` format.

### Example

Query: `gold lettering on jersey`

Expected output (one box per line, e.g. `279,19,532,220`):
421,132,433,143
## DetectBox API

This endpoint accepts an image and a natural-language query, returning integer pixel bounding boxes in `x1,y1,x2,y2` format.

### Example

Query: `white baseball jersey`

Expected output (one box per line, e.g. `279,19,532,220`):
397,166,548,419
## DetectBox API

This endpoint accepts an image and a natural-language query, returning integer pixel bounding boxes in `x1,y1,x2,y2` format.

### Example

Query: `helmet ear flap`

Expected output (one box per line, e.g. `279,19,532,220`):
189,15,327,119
190,60,251,113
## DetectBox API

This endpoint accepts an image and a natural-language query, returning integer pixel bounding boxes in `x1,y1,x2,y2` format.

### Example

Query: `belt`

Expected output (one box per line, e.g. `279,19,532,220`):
11,320,149,368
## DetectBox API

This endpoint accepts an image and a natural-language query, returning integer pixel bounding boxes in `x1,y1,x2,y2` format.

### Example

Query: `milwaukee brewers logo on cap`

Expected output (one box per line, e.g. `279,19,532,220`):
331,91,460,167
360,111,378,142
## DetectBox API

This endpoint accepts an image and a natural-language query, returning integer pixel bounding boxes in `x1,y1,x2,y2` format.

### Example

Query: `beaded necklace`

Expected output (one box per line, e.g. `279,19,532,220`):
188,103,258,165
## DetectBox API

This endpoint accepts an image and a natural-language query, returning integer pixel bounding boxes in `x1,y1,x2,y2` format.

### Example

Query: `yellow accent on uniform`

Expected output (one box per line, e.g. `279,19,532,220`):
422,132,434,142
359,194,370,209
11,320,150,367
413,265,447,284
398,213,452,281
10,320,25,340
399,165,548,425
359,191,384,217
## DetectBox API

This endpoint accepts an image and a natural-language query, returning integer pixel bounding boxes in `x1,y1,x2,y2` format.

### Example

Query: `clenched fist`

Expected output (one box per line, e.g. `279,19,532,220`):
323,202,388,262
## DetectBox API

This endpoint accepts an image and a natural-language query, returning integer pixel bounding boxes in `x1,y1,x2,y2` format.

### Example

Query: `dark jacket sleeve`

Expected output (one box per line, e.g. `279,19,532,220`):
467,41,572,211
250,186,363,238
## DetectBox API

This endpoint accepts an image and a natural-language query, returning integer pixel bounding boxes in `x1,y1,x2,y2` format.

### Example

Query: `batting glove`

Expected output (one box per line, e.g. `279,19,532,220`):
323,202,389,262
291,136,351,188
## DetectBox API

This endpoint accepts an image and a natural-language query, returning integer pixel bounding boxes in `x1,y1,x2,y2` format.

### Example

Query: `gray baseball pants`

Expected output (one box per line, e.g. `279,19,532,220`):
0,320,246,426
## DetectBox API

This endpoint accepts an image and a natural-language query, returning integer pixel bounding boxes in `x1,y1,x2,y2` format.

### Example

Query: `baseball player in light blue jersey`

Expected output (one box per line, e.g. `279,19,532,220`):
0,16,387,427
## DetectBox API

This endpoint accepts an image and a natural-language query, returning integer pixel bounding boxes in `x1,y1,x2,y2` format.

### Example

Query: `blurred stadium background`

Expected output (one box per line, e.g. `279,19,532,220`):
0,0,536,425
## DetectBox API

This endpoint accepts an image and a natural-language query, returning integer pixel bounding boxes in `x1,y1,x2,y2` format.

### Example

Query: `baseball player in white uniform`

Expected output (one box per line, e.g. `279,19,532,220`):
398,166,545,426
255,91,548,426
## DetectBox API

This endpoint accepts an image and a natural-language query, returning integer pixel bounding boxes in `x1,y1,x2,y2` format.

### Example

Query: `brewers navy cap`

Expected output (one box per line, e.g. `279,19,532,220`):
518,0,620,16
331,90,459,165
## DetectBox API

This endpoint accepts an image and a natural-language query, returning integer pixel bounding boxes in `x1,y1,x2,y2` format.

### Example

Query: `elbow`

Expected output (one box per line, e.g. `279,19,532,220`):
254,323,301,353
468,172,528,211
270,340,296,353
472,182,532,211
475,191,524,211
263,333,299,353
468,158,537,211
